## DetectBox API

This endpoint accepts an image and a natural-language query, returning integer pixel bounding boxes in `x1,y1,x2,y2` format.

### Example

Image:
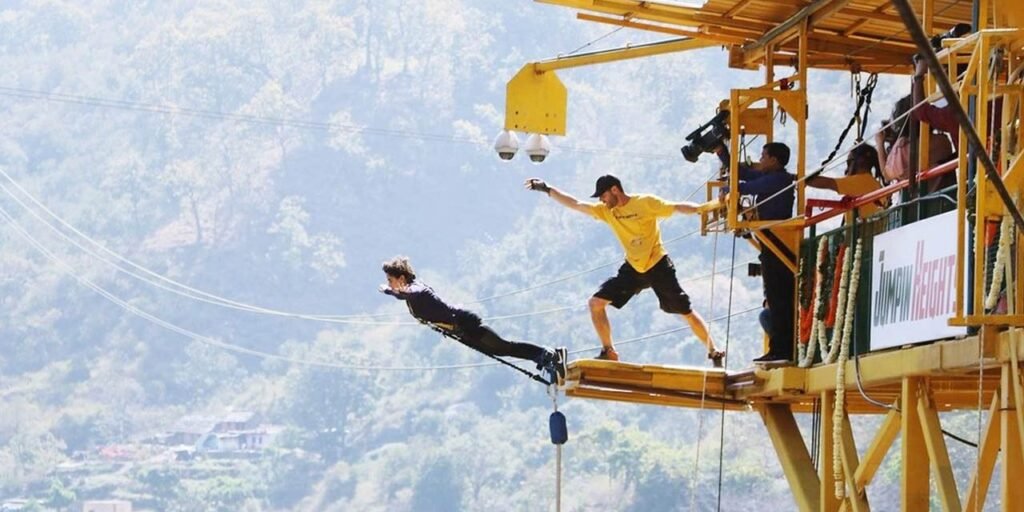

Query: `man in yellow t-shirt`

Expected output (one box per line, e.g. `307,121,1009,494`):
807,144,889,222
524,175,724,368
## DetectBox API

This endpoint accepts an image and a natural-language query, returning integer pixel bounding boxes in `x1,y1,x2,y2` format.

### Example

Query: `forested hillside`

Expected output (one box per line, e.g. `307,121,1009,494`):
0,2,978,511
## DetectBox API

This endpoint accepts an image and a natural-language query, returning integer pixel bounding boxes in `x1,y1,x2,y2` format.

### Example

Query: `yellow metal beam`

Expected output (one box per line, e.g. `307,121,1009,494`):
1002,364,1024,510
854,407,899,491
916,391,961,512
532,37,718,72
901,378,928,511
761,404,820,512
565,386,747,410
840,413,870,512
964,392,1000,512
821,392,841,512
576,13,748,45
741,0,853,65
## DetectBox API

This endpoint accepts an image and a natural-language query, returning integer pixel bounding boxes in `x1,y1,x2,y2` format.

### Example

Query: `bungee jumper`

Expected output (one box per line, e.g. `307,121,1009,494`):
380,256,567,384
525,175,725,367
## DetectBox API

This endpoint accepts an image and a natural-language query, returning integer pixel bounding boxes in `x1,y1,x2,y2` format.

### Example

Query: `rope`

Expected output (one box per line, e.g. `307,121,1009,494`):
819,73,879,168
688,228,719,510
715,234,738,512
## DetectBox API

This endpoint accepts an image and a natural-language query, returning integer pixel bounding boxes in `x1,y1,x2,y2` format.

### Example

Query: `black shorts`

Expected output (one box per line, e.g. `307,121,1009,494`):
593,255,692,314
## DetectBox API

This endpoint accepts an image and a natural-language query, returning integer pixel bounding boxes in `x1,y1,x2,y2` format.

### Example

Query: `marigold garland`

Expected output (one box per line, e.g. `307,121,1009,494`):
800,237,830,367
833,241,863,500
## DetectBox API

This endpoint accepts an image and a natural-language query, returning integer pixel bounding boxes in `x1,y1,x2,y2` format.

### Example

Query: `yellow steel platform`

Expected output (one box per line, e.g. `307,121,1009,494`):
564,331,1009,415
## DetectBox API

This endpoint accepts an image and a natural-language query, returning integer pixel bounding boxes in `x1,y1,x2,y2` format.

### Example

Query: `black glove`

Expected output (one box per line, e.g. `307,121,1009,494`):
526,179,550,194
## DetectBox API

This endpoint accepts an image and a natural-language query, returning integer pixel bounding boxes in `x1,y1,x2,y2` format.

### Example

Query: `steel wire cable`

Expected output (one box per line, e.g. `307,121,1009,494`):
0,168,752,326
0,161,748,322
0,199,762,371
0,86,682,162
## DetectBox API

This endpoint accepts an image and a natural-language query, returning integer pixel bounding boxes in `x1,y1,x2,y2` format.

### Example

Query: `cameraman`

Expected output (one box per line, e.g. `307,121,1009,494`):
715,142,796,363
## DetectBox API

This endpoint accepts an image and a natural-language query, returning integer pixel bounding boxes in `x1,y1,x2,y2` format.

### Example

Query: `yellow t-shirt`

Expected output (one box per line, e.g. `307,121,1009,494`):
584,194,675,273
834,173,887,220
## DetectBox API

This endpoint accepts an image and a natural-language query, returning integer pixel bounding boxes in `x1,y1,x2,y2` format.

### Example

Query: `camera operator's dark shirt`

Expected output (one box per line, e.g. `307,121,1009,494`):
383,283,481,330
717,149,795,220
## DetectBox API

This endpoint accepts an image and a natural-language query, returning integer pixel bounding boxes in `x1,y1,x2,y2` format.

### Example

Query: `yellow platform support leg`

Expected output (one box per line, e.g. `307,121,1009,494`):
854,407,900,493
820,393,840,512
840,413,870,512
917,390,961,512
901,378,929,511
1001,364,1024,511
965,392,1000,512
761,404,820,512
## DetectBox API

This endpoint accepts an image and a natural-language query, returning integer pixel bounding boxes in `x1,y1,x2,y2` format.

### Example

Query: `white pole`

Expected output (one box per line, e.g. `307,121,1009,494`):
556,444,562,512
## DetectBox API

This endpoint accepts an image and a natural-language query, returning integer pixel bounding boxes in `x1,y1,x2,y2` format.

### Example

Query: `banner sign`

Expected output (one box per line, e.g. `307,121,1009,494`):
870,211,967,350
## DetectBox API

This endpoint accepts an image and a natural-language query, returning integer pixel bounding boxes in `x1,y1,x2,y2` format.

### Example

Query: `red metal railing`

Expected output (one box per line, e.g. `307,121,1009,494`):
802,159,958,226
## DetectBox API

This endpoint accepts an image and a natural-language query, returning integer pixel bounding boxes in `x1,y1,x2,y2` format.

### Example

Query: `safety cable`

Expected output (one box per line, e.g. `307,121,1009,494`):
0,196,760,371
853,354,978,448
0,86,681,162
714,233,738,512
564,24,628,56
688,227,719,511
0,176,753,328
0,168,753,324
0,163,741,322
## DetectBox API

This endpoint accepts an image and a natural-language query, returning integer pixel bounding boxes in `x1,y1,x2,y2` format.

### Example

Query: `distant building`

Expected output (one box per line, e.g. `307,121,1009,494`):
1,499,31,511
158,411,276,453
165,415,219,446
216,411,257,432
82,500,132,512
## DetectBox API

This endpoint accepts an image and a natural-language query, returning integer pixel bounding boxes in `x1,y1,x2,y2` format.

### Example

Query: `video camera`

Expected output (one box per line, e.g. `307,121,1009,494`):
680,109,730,163
913,23,972,63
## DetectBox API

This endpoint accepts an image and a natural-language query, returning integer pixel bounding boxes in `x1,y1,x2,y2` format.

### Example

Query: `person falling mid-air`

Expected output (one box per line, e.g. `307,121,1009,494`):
524,175,725,368
380,256,567,383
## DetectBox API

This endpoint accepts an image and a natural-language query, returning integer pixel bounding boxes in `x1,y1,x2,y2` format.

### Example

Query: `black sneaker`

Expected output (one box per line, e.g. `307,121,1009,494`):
708,350,725,369
595,347,620,361
554,347,568,381
536,350,554,371
752,352,793,364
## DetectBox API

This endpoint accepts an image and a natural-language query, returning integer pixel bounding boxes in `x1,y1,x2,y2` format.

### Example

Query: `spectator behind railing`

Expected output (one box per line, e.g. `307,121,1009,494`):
806,143,889,223
874,94,955,194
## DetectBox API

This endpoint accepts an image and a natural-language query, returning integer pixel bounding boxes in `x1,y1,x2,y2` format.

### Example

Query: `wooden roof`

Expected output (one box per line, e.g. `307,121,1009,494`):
539,0,979,74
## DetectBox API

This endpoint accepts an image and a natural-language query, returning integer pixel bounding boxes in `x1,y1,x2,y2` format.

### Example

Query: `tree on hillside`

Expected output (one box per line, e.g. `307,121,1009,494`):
282,363,375,463
410,455,464,512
